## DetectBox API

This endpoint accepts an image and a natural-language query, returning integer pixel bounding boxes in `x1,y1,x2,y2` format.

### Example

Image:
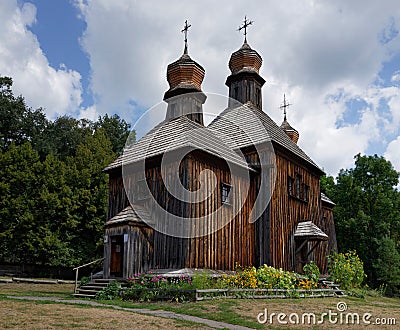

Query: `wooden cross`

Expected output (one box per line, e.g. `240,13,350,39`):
280,94,292,121
181,20,191,54
238,16,253,43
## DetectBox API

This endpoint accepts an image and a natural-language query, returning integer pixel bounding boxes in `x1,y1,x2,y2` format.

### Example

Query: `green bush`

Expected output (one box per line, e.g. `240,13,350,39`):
303,261,320,283
78,276,90,288
327,251,365,290
191,271,216,289
122,272,194,302
256,265,297,289
95,280,121,300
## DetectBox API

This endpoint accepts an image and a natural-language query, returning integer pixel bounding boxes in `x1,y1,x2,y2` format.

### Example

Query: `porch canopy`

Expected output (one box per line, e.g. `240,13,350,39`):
294,221,328,260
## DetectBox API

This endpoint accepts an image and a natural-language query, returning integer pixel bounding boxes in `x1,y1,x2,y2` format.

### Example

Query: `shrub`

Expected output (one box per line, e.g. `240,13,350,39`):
95,280,121,300
191,272,215,289
303,261,320,283
122,272,194,302
222,266,258,289
78,276,90,288
297,279,318,290
256,265,297,290
327,250,365,290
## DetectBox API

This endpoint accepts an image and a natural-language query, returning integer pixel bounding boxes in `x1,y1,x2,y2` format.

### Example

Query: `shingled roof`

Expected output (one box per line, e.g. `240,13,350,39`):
208,102,323,173
294,221,328,241
105,204,153,227
321,192,335,206
104,115,252,172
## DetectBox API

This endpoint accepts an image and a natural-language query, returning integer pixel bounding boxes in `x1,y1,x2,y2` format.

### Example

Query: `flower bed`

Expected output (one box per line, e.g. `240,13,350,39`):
113,262,336,302
95,259,364,302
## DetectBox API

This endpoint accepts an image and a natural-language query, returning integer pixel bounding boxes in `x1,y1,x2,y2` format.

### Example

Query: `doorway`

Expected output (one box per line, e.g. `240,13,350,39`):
110,235,124,277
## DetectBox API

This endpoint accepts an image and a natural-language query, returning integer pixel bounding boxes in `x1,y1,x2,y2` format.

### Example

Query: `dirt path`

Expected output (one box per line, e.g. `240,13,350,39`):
7,295,254,330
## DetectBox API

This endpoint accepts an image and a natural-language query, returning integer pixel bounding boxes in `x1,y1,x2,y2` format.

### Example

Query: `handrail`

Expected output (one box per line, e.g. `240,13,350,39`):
73,257,105,294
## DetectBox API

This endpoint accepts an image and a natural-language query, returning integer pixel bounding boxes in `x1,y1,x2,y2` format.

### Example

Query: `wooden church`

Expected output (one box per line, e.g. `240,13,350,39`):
102,20,337,278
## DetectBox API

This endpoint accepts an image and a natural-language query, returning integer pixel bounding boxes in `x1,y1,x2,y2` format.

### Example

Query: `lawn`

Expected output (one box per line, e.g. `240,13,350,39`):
1,281,399,329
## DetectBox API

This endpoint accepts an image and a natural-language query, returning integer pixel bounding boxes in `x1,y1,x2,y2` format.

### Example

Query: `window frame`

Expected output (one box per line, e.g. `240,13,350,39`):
221,182,232,205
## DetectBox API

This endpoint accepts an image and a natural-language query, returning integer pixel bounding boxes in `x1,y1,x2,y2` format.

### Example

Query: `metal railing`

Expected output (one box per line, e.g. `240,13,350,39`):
73,257,105,294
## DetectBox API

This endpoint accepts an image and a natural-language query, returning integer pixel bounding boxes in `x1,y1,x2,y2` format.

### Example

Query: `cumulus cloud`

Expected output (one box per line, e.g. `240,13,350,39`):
0,0,83,118
384,136,400,181
73,0,400,176
1,0,397,178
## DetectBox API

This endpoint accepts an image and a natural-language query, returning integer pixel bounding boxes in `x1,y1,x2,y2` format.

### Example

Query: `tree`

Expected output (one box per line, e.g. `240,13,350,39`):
65,129,115,263
42,116,94,160
325,154,400,292
0,75,136,274
95,113,134,155
0,77,48,153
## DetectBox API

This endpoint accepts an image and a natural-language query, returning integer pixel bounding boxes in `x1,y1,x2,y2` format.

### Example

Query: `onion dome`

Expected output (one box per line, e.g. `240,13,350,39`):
163,21,206,125
279,94,299,143
280,118,299,144
163,51,205,101
225,41,265,110
228,42,263,75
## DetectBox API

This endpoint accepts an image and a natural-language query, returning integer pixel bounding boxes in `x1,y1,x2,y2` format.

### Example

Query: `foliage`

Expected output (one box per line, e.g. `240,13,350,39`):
303,261,320,283
297,279,318,290
222,265,258,289
323,153,400,293
95,280,122,300
79,276,90,288
191,271,217,289
0,76,134,269
373,237,400,294
255,264,297,289
123,272,194,302
327,251,365,290
94,114,133,155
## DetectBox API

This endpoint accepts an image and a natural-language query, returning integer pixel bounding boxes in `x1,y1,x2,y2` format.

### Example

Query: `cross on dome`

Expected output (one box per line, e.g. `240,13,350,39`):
280,94,292,121
181,20,191,54
238,16,254,43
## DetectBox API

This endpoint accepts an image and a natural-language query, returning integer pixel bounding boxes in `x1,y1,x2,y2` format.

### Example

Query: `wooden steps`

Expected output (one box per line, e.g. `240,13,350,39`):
73,278,117,299
320,279,346,296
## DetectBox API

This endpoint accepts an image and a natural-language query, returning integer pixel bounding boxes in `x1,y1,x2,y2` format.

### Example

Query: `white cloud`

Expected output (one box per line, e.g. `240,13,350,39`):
78,105,99,121
0,0,83,119
0,0,396,178
73,0,400,177
384,136,400,180
391,71,400,82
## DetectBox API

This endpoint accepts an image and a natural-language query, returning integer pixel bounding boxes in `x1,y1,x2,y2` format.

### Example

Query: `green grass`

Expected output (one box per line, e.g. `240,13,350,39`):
2,281,400,329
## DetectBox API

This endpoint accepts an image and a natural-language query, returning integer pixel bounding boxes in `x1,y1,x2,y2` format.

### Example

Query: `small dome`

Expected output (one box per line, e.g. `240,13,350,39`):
228,42,262,75
281,119,299,144
164,53,205,100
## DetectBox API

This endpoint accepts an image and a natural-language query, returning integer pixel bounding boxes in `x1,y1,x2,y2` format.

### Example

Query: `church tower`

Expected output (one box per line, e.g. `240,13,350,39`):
163,21,206,125
226,17,265,110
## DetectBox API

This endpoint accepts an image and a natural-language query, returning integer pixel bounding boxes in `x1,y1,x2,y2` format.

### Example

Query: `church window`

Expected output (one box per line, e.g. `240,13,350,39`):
295,174,301,198
255,88,260,107
288,176,293,195
221,183,231,205
247,83,251,101
288,173,308,202
234,86,239,99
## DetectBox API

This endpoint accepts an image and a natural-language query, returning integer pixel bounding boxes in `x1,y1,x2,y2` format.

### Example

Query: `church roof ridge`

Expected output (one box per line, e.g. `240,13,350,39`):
208,102,323,173
104,115,252,172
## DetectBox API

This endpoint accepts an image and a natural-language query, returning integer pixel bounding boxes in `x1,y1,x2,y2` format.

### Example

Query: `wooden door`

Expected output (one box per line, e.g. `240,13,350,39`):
110,235,124,277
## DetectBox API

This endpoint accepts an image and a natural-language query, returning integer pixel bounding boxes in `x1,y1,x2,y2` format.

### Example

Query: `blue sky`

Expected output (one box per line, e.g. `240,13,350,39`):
1,0,400,179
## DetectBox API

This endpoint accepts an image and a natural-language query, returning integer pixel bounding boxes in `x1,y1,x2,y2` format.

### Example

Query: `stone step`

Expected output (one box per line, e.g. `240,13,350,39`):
77,288,100,294
93,278,116,283
80,285,108,290
73,293,96,298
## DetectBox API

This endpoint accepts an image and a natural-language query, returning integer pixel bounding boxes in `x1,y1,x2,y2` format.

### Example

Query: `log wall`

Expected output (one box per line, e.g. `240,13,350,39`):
269,147,323,271
105,144,335,276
